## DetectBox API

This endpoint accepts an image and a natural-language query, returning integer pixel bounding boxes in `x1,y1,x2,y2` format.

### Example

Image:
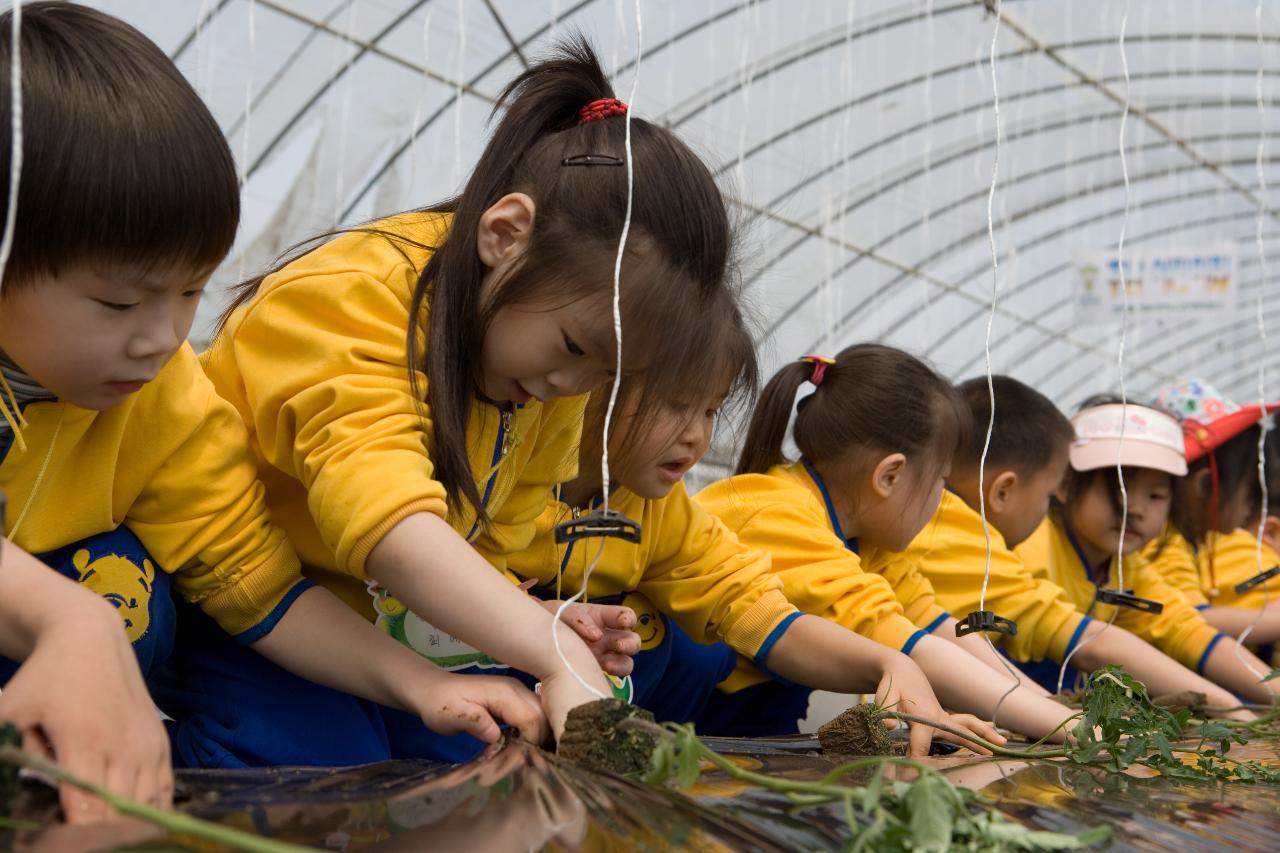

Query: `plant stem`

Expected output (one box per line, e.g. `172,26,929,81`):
889,712,1069,760
0,746,310,853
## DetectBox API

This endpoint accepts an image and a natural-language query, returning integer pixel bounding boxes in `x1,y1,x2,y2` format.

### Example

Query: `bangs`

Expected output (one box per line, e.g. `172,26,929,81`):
1,5,238,287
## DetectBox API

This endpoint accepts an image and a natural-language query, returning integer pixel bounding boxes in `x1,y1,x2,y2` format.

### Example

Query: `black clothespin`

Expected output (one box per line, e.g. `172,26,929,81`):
561,154,625,168
956,610,1018,637
1095,588,1163,614
1235,565,1280,595
554,509,642,544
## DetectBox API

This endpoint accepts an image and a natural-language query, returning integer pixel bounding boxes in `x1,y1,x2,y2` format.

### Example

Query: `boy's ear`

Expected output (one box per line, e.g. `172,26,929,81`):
871,453,908,498
988,470,1019,514
476,193,536,269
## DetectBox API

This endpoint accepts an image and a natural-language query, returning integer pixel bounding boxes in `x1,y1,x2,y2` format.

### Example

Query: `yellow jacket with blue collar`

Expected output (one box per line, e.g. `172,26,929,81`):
202,212,586,618
905,490,1091,664
504,482,800,662
0,344,303,639
1015,518,1225,673
696,460,934,692
1143,526,1280,611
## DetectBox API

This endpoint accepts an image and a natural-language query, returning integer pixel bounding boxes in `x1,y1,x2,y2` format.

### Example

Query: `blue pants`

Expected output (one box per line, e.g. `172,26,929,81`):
155,591,737,768
0,526,175,684
697,680,814,737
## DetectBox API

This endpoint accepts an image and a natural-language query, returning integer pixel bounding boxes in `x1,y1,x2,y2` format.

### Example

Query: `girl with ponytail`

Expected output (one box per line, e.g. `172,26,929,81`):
162,37,737,767
697,344,1082,741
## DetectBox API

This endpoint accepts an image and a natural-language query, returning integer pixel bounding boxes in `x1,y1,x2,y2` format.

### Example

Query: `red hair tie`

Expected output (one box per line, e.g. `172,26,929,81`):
800,355,836,386
578,98,628,125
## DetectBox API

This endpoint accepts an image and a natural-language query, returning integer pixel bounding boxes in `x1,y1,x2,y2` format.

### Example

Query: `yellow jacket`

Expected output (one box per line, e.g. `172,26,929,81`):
0,345,302,638
906,490,1090,663
202,213,585,616
1144,526,1280,610
505,483,800,660
696,461,932,692
1015,518,1225,673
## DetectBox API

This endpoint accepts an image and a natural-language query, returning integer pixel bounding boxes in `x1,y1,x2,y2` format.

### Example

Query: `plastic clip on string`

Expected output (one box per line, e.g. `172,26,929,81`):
1094,588,1163,614
955,610,1017,637
561,154,624,168
1236,565,1280,595
554,509,642,545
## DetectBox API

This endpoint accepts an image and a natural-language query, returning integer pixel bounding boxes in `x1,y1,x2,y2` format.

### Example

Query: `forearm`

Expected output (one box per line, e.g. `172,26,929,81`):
0,539,114,658
1199,606,1280,643
366,512,607,691
909,635,1073,742
1072,624,1241,709
1203,638,1278,705
937,618,1052,698
248,585,447,712
761,614,893,694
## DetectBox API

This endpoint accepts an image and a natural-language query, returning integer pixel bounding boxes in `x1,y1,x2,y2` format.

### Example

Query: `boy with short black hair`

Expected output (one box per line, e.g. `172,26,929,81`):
906,377,1251,716
0,2,547,818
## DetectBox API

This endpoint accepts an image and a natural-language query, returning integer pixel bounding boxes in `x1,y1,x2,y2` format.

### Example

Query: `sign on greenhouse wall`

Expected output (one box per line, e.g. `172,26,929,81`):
1074,244,1237,323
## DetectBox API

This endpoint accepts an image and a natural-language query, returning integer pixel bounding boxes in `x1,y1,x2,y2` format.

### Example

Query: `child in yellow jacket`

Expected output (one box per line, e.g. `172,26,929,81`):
500,303,1002,755
175,37,763,765
1015,396,1272,707
910,378,1247,715
696,345,1080,741
0,1,546,811
1143,382,1280,645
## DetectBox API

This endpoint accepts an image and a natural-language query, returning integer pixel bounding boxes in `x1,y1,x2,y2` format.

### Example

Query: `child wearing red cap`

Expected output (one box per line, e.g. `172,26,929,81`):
1144,381,1280,647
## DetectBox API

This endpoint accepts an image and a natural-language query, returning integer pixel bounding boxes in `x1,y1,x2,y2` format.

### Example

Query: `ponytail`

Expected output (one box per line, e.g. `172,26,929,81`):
737,344,969,478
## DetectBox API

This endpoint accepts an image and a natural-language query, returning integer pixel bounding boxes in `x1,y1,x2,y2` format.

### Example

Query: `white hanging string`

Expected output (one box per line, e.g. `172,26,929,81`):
453,0,466,191
1234,0,1273,688
550,0,643,701
1058,0,1133,693
332,0,360,226
974,0,1024,727
234,0,257,281
405,7,434,208
0,0,21,299
193,0,214,99
917,0,935,351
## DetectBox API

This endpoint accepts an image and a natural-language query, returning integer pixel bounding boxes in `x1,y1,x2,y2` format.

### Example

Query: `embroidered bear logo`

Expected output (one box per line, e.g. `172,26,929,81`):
72,549,154,643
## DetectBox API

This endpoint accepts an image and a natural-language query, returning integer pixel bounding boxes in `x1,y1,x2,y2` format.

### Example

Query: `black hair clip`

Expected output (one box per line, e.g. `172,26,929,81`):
1235,565,1280,595
561,154,625,168
956,610,1018,637
554,509,642,544
1095,588,1163,614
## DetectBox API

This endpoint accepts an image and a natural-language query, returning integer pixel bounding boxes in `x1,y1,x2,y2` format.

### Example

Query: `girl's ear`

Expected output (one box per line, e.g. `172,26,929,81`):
870,452,907,499
476,193,536,270
1262,514,1280,555
1188,468,1212,502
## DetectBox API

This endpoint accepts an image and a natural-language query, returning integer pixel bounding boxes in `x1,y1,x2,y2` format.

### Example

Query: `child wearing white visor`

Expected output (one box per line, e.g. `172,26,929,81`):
1014,398,1269,712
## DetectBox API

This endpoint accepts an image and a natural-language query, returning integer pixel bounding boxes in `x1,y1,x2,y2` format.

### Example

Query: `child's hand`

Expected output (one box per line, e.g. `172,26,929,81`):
403,673,548,745
538,599,640,677
0,601,172,823
537,666,614,742
873,656,952,759
931,713,1006,755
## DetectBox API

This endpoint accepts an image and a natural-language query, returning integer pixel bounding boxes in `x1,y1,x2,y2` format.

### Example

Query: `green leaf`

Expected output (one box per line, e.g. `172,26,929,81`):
1261,667,1280,683
905,773,955,853
675,733,702,789
860,764,884,813
641,739,673,787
